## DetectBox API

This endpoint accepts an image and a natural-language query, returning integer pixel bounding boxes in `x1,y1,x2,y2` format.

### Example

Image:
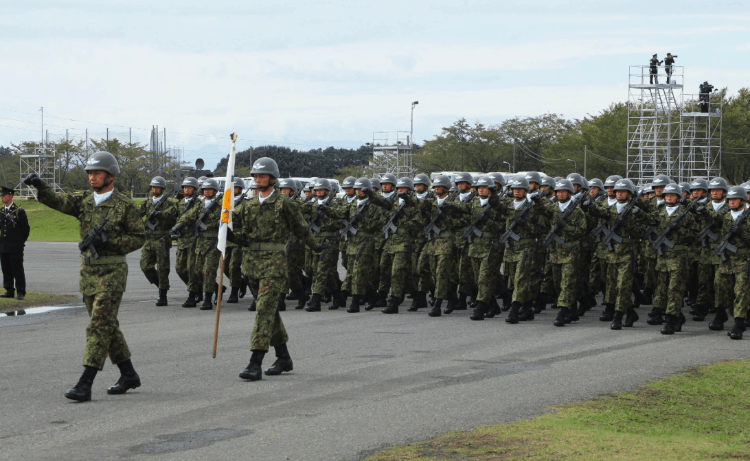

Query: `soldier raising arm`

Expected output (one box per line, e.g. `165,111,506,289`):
24,151,145,402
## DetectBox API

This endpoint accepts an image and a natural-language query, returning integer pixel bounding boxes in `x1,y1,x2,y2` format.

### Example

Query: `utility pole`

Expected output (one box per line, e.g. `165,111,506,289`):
512,141,516,173
40,107,44,147
584,145,587,177
106,128,109,141
129,127,132,144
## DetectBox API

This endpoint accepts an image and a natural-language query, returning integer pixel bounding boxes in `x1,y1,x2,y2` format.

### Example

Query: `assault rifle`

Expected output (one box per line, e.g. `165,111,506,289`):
542,195,582,252
339,199,370,241
714,207,750,262
463,202,493,244
145,190,176,231
499,198,533,249
697,202,725,247
194,192,224,235
423,193,459,242
78,218,109,260
649,200,697,256
601,191,644,251
382,199,407,241
308,194,334,235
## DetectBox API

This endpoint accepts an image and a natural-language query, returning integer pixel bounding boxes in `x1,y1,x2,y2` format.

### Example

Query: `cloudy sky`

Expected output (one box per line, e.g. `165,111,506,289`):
1,0,748,168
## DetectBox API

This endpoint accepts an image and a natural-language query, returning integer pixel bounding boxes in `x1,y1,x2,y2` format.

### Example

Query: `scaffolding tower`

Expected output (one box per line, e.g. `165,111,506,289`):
626,65,683,185
369,131,414,178
678,93,722,182
16,146,65,198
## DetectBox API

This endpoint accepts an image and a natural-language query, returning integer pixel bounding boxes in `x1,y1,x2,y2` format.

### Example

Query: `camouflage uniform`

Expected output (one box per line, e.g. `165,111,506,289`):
378,195,423,300
36,181,144,370
302,195,342,299
175,194,200,287
547,201,587,311
714,210,750,321
175,196,223,296
236,190,318,351
697,201,728,313
138,194,178,290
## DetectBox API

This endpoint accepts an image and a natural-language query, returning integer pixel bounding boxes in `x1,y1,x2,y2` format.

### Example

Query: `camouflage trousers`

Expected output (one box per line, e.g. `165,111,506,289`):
643,255,657,292
245,253,289,351
653,255,688,317
192,242,221,294
715,270,750,319
140,240,171,290
470,250,501,304
588,246,606,295
604,259,634,313
552,261,578,309
379,250,413,299
457,248,474,294
417,238,455,300
540,258,554,297
175,247,195,288
223,245,243,288
504,244,542,305
310,237,339,295
342,238,377,296
696,262,716,308
82,291,130,370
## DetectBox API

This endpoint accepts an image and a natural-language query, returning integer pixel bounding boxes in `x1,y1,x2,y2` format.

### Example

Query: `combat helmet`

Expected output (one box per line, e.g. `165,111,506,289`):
84,151,120,175
396,177,414,191
150,176,167,189
554,179,575,194
474,175,496,190
250,157,280,179
353,177,372,192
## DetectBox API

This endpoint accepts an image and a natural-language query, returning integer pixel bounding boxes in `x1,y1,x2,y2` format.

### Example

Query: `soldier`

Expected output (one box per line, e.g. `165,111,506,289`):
225,178,247,304
138,176,178,306
502,176,551,323
686,178,710,318
584,175,619,315
649,53,662,84
172,178,224,310
452,172,475,311
368,173,399,310
642,174,671,324
0,186,29,312
234,158,325,380
24,152,145,401
544,179,587,326
174,177,200,305
712,186,750,339
379,178,423,314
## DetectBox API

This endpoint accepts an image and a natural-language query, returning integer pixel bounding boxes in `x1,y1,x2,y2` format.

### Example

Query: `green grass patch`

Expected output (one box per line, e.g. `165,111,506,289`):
363,359,750,461
0,291,78,314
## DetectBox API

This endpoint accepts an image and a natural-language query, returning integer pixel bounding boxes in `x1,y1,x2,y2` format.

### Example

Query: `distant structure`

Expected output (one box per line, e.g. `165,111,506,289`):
368,131,414,178
626,64,721,184
17,145,65,198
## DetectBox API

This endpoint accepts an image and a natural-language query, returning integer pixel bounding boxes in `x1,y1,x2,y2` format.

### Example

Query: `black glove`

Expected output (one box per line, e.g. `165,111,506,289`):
398,192,409,200
315,243,328,253
581,199,591,209
226,228,235,243
364,189,373,198
171,225,182,238
631,207,641,216
316,202,327,211
556,218,567,228
24,173,42,187
89,225,108,247
694,206,707,214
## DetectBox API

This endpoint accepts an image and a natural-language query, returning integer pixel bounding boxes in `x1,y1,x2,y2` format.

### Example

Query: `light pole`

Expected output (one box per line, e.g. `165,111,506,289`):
502,161,512,173
566,158,577,173
410,101,419,148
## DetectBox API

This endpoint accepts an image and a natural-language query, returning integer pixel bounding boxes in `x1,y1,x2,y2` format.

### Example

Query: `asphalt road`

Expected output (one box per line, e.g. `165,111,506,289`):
1,242,748,461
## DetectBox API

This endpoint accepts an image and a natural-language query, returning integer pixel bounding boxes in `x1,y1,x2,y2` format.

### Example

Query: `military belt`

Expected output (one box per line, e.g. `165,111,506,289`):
435,232,454,238
247,242,287,252
198,231,219,238
476,233,497,239
317,232,337,238
81,255,127,266
559,241,580,249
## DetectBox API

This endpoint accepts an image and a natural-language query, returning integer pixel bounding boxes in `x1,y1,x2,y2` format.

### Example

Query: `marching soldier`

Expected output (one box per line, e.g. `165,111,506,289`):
408,173,433,310
686,178,711,319
174,177,200,305
138,176,178,306
642,174,671,324
234,158,324,381
0,186,29,311
24,151,145,401
225,178,247,304
452,172,475,311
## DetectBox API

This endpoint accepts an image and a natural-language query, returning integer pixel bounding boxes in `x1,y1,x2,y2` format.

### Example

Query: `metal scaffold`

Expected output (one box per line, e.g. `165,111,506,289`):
678,93,722,182
368,131,414,178
16,146,64,198
626,65,683,185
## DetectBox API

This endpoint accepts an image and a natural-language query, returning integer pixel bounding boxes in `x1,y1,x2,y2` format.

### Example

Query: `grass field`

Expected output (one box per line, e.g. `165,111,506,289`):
0,291,78,314
364,359,750,461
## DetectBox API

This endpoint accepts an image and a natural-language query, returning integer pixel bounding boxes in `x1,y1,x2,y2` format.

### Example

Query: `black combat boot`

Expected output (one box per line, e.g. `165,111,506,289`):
505,301,521,324
296,291,310,310
501,292,512,311
709,307,728,331
470,301,488,321
382,296,400,314
64,366,97,402
200,293,213,310
599,303,615,322
278,293,286,312
286,291,299,300
329,289,342,310
729,317,746,340
485,298,501,318
692,304,707,321
408,291,427,311
553,307,567,327
623,307,639,327
363,290,378,311
196,292,204,303
565,302,579,323
533,295,546,314
428,299,442,317
265,343,294,375
227,287,240,304
519,302,535,321
647,308,664,325
107,359,141,395
182,292,197,308
374,290,388,308
576,296,591,317
238,275,249,298
248,300,257,312
335,290,348,309
213,285,227,304
347,295,361,313
642,287,653,305
455,292,469,311
305,293,322,312
444,290,457,314
674,311,686,332
239,350,265,381
155,289,168,306
0,288,14,298
610,310,624,330
660,314,676,335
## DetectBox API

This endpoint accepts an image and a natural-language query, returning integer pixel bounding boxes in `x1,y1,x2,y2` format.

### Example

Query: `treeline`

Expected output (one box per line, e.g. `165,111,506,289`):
415,88,750,183
214,145,371,178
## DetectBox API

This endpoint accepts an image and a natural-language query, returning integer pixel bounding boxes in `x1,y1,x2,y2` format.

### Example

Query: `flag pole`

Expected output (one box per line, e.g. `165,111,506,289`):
212,132,238,358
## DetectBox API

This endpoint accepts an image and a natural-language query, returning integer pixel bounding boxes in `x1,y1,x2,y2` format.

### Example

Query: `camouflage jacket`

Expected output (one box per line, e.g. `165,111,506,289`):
452,193,508,258
715,208,750,274
503,196,552,261
327,192,391,254
419,195,472,256
547,200,587,264
175,195,223,255
700,200,729,264
586,198,649,263
646,202,699,264
175,195,200,250
302,194,344,238
380,194,424,254
138,194,179,250
36,181,145,295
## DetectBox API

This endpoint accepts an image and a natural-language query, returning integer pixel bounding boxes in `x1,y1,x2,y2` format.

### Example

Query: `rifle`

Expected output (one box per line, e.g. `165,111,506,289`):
160,236,169,258
145,190,176,231
542,195,582,252
601,191,644,251
78,218,109,260
383,199,407,241
339,199,370,241
697,202,725,247
423,200,450,242
714,207,750,262
194,192,224,235
649,200,697,256
463,202,493,244
290,189,301,201
234,194,244,208
499,199,533,249
308,194,334,235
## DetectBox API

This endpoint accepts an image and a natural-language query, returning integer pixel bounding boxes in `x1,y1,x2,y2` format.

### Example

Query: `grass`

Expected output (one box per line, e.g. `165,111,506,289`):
0,291,78,314
363,359,750,461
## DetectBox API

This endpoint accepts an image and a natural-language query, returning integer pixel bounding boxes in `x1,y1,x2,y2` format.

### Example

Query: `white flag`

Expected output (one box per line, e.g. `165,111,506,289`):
217,133,238,257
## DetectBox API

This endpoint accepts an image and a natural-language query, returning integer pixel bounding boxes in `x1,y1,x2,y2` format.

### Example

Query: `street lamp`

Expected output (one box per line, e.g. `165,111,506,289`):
502,161,512,173
566,158,577,172
411,101,419,148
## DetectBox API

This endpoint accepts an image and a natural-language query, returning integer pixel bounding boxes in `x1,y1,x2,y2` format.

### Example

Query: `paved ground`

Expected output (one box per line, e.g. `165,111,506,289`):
1,242,748,461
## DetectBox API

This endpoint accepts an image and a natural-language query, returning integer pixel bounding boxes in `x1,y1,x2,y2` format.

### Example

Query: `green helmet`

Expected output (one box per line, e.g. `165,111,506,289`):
149,176,167,189
84,151,120,175
278,178,297,190
250,157,280,179
201,178,219,191
182,177,199,188
233,177,244,190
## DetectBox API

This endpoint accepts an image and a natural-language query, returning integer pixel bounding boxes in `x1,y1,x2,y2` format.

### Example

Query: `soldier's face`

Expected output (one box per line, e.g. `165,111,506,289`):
654,186,665,197
305,190,313,197
589,187,600,197
457,181,470,192
710,189,724,201
664,193,679,205
728,198,742,210
691,190,704,200
281,188,292,196
183,186,195,196
478,186,490,197
204,189,216,199
397,187,409,194
1,193,12,206
151,186,163,197
616,191,629,202
254,174,271,189
512,188,526,200
356,189,367,198
88,170,111,190
234,187,243,196
556,190,570,201
434,186,448,197
315,189,327,198
382,183,393,193
415,184,427,194
344,187,354,197
605,186,615,198
529,182,539,192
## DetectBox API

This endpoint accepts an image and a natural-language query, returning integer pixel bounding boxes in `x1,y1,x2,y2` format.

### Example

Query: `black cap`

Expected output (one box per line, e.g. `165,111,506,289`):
0,186,15,196
653,53,657,57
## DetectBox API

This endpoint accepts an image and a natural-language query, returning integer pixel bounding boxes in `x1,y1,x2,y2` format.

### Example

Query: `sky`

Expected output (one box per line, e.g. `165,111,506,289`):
1,0,749,169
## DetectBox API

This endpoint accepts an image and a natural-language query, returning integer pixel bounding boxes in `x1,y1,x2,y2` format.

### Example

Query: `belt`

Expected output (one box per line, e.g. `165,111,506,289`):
247,242,287,252
317,232,337,238
198,231,219,238
477,233,497,239
81,255,127,266
559,241,580,249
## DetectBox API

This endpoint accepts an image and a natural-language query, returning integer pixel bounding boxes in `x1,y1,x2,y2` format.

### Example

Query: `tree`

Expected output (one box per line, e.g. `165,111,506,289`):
215,145,371,178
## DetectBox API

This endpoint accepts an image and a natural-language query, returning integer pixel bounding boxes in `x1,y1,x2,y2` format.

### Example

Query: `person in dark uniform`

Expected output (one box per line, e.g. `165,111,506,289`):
664,53,677,84
0,186,30,313
649,54,662,84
